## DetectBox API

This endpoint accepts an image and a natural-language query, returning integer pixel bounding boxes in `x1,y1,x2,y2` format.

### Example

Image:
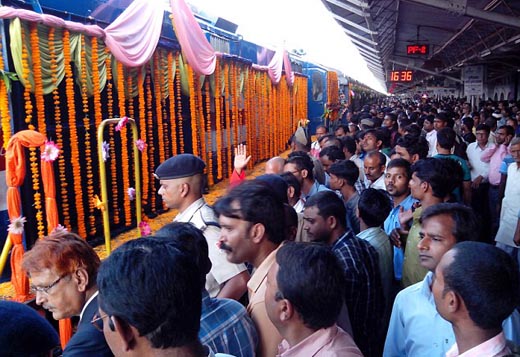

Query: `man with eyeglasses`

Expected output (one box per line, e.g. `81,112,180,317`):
22,231,112,356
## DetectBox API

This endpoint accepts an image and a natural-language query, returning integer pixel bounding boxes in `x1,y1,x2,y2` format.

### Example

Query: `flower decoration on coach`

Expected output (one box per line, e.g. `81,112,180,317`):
139,221,152,236
135,139,147,152
41,140,60,162
127,187,136,201
115,116,129,132
102,141,110,162
8,216,27,235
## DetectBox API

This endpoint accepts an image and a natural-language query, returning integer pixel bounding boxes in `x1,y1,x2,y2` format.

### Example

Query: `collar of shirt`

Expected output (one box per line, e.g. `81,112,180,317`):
247,248,278,295
305,180,322,200
419,271,435,305
369,174,385,189
357,227,385,241
331,231,355,250
277,325,340,357
446,332,509,357
174,197,206,223
79,290,98,322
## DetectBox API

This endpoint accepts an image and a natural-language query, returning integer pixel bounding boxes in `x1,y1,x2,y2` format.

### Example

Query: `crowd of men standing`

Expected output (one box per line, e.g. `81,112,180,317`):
3,96,520,357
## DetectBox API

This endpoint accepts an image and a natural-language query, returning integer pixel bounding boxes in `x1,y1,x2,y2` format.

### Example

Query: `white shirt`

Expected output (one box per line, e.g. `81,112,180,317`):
369,174,386,190
175,198,247,297
466,141,491,181
426,130,438,157
384,272,520,357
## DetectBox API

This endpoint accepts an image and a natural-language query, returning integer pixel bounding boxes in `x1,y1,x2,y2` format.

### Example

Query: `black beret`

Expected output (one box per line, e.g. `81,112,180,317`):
0,301,60,355
155,154,206,180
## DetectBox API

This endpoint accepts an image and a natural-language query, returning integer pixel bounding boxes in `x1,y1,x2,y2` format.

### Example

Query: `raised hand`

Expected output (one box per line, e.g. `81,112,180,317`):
234,144,251,174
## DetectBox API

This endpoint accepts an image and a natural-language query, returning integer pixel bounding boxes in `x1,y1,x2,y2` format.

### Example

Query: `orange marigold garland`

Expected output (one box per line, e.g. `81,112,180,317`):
158,52,170,157
230,62,236,153
204,80,213,185
223,61,232,177
91,37,102,127
127,70,135,119
153,52,166,164
167,52,177,156
197,76,207,166
105,51,119,224
137,68,149,208
214,58,223,180
187,65,198,157
116,62,132,226
30,22,45,134
21,24,34,130
63,30,85,237
49,28,69,228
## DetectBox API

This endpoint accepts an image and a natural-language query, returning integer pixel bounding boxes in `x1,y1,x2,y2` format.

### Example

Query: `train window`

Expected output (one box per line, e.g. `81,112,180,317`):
312,72,324,101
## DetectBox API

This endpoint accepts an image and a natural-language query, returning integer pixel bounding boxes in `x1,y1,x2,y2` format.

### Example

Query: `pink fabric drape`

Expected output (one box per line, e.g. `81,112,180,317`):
104,0,164,67
283,50,294,86
0,1,163,67
253,49,294,85
169,0,216,75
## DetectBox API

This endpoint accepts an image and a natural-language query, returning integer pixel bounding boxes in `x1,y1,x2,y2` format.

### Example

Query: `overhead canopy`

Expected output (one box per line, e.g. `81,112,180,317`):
321,0,520,92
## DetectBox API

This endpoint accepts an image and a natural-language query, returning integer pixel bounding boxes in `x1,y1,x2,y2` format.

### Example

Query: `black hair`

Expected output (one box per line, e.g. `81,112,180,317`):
328,160,359,186
276,242,345,330
443,242,520,329
436,127,456,150
498,125,515,137
411,158,462,199
319,134,342,149
365,150,387,166
395,134,429,160
335,124,349,134
420,203,479,243
386,158,411,180
358,188,392,228
286,152,314,180
304,191,346,228
339,136,356,155
280,172,301,199
319,146,346,161
475,123,490,134
155,222,211,290
424,114,435,124
283,204,298,242
376,127,392,149
97,238,201,349
403,124,422,137
214,180,285,245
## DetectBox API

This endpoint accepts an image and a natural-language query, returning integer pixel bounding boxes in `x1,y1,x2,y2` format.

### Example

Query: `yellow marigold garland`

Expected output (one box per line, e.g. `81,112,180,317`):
158,52,170,157
127,70,135,119
0,38,11,148
197,76,206,166
21,24,34,129
105,51,119,224
145,65,156,210
214,58,223,180
187,65,198,157
80,35,96,235
175,55,184,152
167,52,177,156
91,37,102,128
204,80,213,185
224,62,232,177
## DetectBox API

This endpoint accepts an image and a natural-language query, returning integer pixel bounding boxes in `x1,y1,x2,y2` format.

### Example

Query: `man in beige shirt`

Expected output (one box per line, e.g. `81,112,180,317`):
215,180,286,357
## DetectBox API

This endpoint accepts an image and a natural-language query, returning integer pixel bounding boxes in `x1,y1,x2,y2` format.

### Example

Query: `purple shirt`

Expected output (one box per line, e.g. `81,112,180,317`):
277,325,363,357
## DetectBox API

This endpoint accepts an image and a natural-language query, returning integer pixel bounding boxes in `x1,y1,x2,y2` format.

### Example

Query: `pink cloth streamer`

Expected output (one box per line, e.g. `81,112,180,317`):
169,0,216,75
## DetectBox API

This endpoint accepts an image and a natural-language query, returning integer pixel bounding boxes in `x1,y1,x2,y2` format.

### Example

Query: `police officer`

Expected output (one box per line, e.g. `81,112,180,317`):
155,154,249,300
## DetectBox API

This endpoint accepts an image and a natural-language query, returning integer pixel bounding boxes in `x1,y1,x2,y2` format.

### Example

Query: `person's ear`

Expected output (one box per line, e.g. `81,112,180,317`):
74,268,89,293
411,154,419,164
250,223,266,244
327,215,337,230
113,316,137,352
445,290,461,313
180,182,190,197
287,186,295,199
301,169,309,179
279,298,295,322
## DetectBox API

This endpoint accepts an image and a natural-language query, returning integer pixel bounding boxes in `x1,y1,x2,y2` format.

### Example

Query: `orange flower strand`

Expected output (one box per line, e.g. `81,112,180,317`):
0,38,11,148
91,37,102,127
153,52,166,164
204,80,213,185
21,24,33,129
145,65,156,211
167,52,177,156
137,68,149,208
175,55,184,152
30,22,45,134
214,58,223,180
105,51,119,224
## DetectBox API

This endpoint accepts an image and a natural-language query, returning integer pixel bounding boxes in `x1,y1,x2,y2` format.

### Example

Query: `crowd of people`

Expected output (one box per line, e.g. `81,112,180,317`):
3,96,520,357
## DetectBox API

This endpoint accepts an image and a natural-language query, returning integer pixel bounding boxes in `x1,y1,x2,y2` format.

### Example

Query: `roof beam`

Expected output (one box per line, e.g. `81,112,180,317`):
323,0,367,17
343,28,379,46
332,13,378,35
403,0,520,30
350,37,380,53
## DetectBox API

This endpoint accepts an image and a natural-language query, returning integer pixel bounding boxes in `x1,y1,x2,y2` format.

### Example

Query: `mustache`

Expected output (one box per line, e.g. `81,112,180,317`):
218,241,233,252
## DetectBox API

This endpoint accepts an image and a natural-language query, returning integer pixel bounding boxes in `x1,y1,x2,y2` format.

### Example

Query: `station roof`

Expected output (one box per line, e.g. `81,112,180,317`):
321,0,520,93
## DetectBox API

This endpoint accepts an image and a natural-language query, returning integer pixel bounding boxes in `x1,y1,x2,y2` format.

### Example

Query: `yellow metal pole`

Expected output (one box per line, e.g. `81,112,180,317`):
130,120,142,233
0,234,12,276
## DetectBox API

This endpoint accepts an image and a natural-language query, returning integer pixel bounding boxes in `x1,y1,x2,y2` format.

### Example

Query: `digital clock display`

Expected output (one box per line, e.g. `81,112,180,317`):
407,44,429,55
389,70,413,82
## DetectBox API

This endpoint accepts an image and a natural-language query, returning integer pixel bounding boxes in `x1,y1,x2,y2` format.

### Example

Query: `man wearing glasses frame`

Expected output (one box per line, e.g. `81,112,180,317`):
22,231,112,356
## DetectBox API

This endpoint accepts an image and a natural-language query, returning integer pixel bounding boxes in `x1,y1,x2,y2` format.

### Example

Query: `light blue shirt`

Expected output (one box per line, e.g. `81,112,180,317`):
384,195,417,280
384,272,520,357
304,180,331,201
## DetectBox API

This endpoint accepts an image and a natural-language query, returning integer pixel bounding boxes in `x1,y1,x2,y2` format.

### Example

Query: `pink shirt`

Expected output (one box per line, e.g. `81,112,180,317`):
277,325,363,357
446,331,510,357
481,144,508,185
